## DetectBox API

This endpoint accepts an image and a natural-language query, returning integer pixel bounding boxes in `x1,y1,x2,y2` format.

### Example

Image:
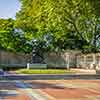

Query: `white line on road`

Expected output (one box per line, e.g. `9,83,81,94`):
15,81,49,100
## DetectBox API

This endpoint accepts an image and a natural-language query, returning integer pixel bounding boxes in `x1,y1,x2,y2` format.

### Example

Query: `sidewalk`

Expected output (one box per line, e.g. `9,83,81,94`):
70,68,96,74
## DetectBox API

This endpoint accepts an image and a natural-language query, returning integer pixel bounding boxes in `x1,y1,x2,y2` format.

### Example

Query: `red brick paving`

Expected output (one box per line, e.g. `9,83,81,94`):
0,80,100,100
42,88,100,99
4,95,30,100
26,80,100,100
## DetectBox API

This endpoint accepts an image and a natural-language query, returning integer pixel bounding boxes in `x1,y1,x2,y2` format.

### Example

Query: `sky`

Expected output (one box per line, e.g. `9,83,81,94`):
0,0,20,19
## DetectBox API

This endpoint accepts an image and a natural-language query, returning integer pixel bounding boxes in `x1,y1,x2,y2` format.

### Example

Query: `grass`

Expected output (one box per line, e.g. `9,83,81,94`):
15,69,75,74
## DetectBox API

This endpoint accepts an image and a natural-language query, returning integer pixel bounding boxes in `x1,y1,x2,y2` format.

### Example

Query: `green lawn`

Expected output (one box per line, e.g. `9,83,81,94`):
15,69,75,74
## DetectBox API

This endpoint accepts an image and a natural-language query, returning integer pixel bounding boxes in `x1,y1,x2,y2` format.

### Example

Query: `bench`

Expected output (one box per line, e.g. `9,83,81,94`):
27,63,47,69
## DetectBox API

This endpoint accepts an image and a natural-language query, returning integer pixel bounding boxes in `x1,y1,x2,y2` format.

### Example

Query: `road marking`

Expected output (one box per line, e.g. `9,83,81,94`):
37,89,55,100
15,81,49,100
0,80,50,100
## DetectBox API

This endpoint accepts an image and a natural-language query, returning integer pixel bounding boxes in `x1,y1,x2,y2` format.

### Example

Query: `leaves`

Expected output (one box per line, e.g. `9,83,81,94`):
15,0,100,53
0,18,32,53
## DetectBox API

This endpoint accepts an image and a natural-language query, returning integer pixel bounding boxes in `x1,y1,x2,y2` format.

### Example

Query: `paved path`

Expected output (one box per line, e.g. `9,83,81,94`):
0,80,100,100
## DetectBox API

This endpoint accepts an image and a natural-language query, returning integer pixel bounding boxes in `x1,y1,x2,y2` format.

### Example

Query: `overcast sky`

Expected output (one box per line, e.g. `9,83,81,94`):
0,0,20,19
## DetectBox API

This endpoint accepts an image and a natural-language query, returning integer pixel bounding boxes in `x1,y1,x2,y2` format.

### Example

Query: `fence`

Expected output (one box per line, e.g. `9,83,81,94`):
0,50,31,68
44,51,81,69
0,50,100,70
77,53,100,69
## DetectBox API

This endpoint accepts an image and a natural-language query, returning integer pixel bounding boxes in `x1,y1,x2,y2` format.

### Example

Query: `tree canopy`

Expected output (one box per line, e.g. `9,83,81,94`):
0,0,100,54
15,0,100,53
0,18,32,53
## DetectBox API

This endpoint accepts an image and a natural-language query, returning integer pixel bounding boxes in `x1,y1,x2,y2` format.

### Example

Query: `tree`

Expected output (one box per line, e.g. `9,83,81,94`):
16,0,100,53
0,18,15,50
0,18,32,53
87,0,100,16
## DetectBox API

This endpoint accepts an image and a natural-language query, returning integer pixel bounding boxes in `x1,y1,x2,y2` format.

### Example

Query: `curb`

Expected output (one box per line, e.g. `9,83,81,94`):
0,74,100,80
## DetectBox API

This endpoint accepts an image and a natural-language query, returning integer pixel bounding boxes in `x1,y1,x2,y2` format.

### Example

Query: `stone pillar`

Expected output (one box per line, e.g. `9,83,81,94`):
27,63,30,69
93,54,96,69
76,56,80,68
67,55,70,69
84,56,86,69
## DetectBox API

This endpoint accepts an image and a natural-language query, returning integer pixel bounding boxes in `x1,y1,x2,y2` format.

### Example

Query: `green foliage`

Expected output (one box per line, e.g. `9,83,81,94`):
4,0,100,53
0,0,99,55
88,0,100,16
0,18,15,50
16,69,74,74
0,18,32,53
